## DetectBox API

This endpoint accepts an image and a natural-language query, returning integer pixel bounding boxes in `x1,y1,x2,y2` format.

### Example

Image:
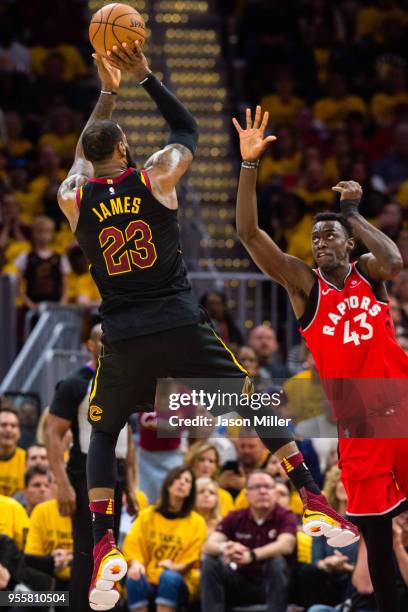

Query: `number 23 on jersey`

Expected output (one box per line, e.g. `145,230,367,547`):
99,220,157,275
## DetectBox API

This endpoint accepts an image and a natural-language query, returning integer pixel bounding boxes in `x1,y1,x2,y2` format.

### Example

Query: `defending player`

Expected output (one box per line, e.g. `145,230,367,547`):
233,106,408,612
57,47,355,610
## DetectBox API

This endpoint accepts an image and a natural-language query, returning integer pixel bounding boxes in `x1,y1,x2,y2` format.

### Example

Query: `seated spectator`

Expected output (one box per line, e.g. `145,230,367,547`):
14,215,70,312
39,106,77,161
31,35,87,82
195,476,221,533
25,444,49,469
371,58,408,127
248,323,289,379
0,495,29,551
294,106,327,152
0,408,25,497
238,345,273,392
260,72,305,125
296,467,357,609
201,469,297,612
185,441,234,516
28,145,65,202
272,192,314,264
373,123,408,193
0,31,31,74
313,73,367,129
258,124,302,186
14,465,51,516
66,245,100,306
200,290,243,348
218,431,269,499
234,453,288,511
123,466,207,612
4,112,32,158
376,200,403,242
24,496,73,587
295,160,334,208
6,160,42,224
284,347,325,422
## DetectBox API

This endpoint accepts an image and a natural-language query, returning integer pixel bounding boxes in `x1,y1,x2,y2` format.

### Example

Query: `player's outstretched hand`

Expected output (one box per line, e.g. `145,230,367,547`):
332,180,363,201
232,106,276,162
92,53,121,92
106,40,150,82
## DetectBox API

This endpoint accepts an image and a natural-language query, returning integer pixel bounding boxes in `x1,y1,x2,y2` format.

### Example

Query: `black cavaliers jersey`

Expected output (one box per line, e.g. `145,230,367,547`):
25,251,63,303
74,167,199,341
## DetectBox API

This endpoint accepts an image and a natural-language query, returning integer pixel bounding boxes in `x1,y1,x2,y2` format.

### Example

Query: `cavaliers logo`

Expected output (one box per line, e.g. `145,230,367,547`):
89,404,103,422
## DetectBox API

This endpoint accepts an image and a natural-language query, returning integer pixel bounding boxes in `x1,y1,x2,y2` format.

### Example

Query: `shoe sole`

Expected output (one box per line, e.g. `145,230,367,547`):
303,519,360,547
89,557,127,611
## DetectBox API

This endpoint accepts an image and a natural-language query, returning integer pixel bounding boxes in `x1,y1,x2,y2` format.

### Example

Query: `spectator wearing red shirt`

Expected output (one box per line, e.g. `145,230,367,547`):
200,469,297,612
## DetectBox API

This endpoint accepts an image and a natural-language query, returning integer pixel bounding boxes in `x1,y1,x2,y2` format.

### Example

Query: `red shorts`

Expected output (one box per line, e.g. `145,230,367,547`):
339,438,408,516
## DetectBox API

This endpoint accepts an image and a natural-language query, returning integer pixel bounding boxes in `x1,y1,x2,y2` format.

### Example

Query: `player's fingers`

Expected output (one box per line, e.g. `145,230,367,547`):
264,135,277,144
246,108,252,129
105,53,123,69
133,40,143,56
232,117,243,133
109,45,131,66
253,105,261,129
121,42,136,61
332,186,343,192
260,110,269,131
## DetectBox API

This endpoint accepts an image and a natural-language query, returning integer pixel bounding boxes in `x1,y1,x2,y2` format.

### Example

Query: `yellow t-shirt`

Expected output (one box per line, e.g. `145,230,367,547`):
313,96,367,128
295,186,334,207
39,133,78,158
284,369,324,421
260,94,304,124
297,529,312,564
30,44,87,81
0,447,26,497
371,92,408,126
136,490,149,512
218,487,234,517
283,213,314,265
258,152,302,185
0,495,30,550
25,499,73,581
397,179,408,207
28,170,66,198
123,505,207,597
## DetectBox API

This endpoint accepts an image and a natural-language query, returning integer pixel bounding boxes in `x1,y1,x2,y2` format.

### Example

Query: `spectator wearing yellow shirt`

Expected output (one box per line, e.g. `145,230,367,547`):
258,125,302,186
195,477,221,533
371,62,408,127
28,145,66,202
124,466,207,612
0,408,26,497
39,107,78,161
295,160,334,208
31,43,87,82
313,74,367,129
272,193,314,265
4,112,32,158
0,495,29,550
184,441,234,517
284,349,325,422
67,246,101,306
25,498,73,583
323,131,352,183
6,161,42,224
260,74,304,125
14,465,51,517
0,191,31,265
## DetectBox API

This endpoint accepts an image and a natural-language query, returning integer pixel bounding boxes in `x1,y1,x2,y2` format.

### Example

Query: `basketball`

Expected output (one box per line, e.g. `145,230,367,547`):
89,3,146,55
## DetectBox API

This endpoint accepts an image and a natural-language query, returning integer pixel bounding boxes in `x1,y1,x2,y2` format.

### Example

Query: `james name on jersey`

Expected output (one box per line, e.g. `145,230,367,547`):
92,196,142,222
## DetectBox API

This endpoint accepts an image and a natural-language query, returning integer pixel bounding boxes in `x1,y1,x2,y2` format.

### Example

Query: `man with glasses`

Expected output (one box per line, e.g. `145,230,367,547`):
201,469,297,612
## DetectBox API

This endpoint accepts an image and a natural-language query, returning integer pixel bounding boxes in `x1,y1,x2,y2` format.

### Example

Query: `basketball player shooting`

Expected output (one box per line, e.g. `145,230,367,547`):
57,46,356,610
233,106,408,612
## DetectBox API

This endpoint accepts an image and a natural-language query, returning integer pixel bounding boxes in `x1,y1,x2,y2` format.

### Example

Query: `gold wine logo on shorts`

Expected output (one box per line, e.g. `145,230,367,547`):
89,405,103,422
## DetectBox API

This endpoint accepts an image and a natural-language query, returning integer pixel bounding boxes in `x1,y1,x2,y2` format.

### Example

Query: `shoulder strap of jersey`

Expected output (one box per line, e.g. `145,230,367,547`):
139,168,152,192
76,185,84,209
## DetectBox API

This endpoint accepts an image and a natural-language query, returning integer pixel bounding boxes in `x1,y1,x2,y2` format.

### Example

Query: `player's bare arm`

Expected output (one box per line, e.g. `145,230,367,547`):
57,55,121,231
332,180,403,281
233,106,316,317
107,41,198,210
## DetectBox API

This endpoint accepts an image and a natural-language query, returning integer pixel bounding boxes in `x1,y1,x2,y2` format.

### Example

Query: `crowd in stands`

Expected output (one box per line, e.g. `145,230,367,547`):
1,0,408,610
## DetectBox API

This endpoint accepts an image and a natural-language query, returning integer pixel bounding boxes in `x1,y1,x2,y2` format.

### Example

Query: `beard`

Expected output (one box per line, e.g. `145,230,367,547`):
126,146,136,168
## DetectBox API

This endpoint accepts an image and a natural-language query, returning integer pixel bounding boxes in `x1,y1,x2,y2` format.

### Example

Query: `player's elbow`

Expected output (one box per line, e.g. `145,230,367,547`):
236,225,257,244
386,256,404,278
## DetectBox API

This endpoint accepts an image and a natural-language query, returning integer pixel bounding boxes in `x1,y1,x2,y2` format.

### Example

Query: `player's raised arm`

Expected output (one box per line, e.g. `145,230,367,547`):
107,42,198,194
332,180,403,280
233,107,315,296
57,55,121,230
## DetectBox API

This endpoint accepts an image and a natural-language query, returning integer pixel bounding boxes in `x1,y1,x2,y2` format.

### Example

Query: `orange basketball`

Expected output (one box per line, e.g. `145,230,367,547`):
89,3,146,55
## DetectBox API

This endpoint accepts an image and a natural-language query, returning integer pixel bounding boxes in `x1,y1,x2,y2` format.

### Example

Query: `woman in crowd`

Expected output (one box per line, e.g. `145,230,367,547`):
123,466,207,612
194,477,221,533
184,441,235,517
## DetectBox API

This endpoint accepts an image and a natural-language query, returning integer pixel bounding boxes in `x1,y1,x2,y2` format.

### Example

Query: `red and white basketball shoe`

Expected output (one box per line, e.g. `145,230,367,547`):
89,529,127,611
300,487,360,547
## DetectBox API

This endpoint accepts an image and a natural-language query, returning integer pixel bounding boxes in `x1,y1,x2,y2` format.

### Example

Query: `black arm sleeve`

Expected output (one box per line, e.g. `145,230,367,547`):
141,73,199,155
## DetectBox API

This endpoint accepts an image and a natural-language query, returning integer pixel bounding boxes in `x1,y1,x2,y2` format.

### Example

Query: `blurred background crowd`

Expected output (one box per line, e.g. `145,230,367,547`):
1,0,408,610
